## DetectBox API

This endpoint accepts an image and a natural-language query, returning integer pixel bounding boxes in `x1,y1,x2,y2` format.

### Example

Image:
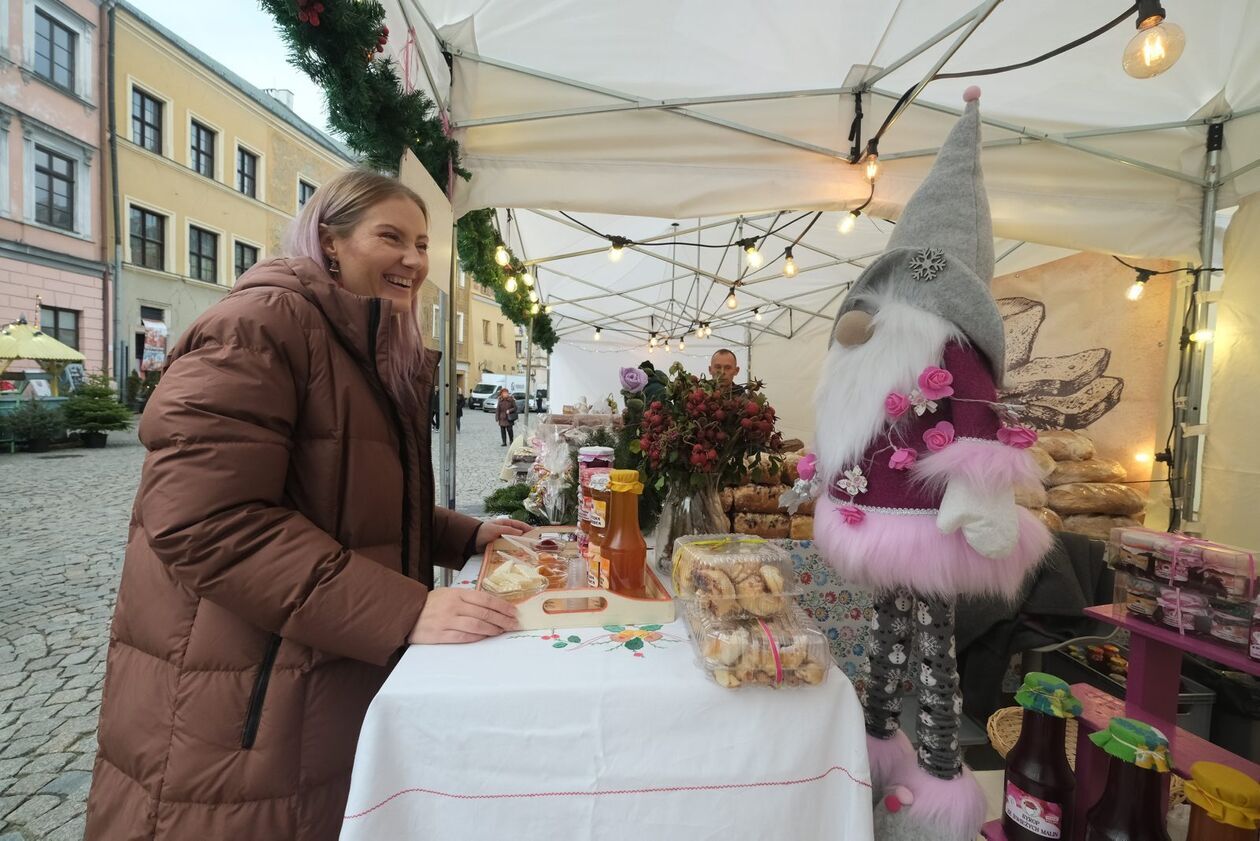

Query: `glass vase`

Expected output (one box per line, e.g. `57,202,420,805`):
652,476,728,575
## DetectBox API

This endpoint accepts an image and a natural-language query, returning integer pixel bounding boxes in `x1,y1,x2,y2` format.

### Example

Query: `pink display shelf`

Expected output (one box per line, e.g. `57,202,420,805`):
1084,604,1260,678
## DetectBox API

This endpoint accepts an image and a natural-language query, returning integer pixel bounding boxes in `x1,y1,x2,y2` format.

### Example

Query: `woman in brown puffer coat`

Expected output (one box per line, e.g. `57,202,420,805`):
84,170,529,840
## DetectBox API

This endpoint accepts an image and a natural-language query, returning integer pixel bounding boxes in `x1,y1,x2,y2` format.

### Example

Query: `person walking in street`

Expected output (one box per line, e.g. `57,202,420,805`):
495,386,517,446
456,389,465,432
84,169,532,841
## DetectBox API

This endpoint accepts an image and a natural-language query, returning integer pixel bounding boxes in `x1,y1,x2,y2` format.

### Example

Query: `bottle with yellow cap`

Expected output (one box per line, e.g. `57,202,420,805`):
1184,761,1260,841
603,469,647,597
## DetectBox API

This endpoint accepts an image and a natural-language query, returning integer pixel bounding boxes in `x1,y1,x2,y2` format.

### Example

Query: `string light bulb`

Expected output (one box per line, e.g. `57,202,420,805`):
650,334,658,348
1189,328,1214,344
664,338,671,353
753,307,762,321
607,236,630,262
544,304,553,314
522,271,534,288
593,326,602,341
726,288,739,309
530,303,540,315
1126,270,1151,302
704,324,713,338
504,275,518,293
494,243,509,266
1133,452,1152,464
679,337,686,351
1123,1,1185,79
783,247,798,278
527,289,538,303
838,210,859,235
864,154,880,182
695,325,704,341
743,240,763,269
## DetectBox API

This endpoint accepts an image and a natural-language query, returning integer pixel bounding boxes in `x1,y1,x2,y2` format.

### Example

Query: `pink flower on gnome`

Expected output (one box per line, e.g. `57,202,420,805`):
917,366,955,400
839,505,865,525
923,421,956,452
796,452,817,481
997,425,1038,449
888,448,917,471
885,392,911,419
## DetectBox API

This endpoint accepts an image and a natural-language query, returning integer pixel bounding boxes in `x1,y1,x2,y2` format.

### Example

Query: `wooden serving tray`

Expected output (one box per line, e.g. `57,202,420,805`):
477,528,676,631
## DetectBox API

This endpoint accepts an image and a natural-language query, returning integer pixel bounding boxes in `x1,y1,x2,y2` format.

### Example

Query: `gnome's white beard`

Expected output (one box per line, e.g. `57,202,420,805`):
813,295,961,484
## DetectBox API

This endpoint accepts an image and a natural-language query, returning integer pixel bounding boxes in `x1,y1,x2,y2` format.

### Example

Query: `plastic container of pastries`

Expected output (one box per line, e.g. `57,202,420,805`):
1200,545,1257,603
685,603,830,689
671,534,797,620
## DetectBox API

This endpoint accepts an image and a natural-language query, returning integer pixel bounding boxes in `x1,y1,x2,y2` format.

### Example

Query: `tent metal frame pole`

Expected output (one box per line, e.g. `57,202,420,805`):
443,219,459,512
1171,120,1225,530
519,212,777,265
860,7,981,86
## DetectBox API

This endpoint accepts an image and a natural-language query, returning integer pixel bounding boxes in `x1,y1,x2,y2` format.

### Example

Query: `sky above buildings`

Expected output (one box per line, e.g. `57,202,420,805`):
127,0,334,136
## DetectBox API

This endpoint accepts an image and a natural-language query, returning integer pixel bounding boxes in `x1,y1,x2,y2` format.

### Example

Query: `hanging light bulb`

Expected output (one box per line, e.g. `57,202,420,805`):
726,288,739,310
1123,2,1185,79
1133,452,1152,464
838,210,859,235
649,334,658,348
530,302,540,315
504,275,518,293
704,324,713,338
1126,270,1151,302
783,247,798,278
695,325,704,341
753,307,762,321
522,271,534,288
678,337,686,351
664,338,671,353
544,304,553,314
1189,328,1214,344
864,154,880,182
593,326,602,341
527,289,538,303
608,237,627,262
494,243,509,267
743,240,763,269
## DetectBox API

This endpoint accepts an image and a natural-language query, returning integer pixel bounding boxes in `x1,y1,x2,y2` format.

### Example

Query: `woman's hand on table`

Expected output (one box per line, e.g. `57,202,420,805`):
474,518,534,552
408,589,520,644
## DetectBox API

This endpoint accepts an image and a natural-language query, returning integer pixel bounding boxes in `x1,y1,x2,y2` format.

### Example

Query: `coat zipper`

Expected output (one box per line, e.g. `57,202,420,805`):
368,299,413,578
241,633,281,749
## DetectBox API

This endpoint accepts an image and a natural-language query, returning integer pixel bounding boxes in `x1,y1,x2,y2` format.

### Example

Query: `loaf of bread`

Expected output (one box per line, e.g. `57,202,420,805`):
720,487,734,513
1027,446,1056,479
1047,482,1145,516
1032,507,1064,531
734,512,790,539
790,515,814,540
1015,484,1049,509
1036,429,1096,462
1047,457,1127,487
734,484,791,514
795,495,816,516
780,452,803,484
1061,513,1144,541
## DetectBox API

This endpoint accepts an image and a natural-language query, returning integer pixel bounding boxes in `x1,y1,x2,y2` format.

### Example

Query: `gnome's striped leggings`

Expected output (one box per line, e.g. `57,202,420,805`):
864,586,963,779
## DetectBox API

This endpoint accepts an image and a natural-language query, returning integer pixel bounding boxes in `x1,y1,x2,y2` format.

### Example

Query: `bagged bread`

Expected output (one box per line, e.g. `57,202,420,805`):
1061,513,1144,541
780,452,803,484
719,487,734,513
790,515,814,540
1015,484,1049,509
1036,429,1096,461
1047,482,1145,516
734,484,791,514
734,512,790,539
1047,457,1127,487
1032,507,1064,531
795,495,816,516
1027,446,1056,479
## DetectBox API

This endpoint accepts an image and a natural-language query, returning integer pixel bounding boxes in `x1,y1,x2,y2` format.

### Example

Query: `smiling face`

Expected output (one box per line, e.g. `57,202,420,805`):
319,194,429,307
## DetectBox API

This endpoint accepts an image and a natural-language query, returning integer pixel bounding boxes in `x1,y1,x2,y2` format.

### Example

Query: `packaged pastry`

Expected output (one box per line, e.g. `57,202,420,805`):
1122,575,1159,620
684,603,830,689
1208,601,1252,648
1153,540,1202,584
672,534,796,619
1200,545,1257,603
1155,587,1210,634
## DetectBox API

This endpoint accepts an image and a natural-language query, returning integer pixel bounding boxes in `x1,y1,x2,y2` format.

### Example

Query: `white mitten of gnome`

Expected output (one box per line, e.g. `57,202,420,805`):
936,478,1019,559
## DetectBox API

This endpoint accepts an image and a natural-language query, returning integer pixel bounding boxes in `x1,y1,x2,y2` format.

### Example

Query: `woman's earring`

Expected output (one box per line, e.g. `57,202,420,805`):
328,256,341,278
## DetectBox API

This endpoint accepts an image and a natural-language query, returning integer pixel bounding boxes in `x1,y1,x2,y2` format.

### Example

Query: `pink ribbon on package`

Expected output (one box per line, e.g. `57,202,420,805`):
756,618,784,686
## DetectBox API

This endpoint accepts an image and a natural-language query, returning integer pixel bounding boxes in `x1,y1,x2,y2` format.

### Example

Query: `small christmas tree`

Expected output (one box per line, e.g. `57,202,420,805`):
64,373,133,440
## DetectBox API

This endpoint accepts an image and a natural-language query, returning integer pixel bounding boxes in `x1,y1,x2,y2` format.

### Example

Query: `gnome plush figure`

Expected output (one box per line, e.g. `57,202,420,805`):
810,88,1052,841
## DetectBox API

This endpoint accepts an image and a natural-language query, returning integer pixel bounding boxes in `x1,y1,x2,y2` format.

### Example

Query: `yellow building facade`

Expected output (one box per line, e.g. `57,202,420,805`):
469,280,517,379
107,1,353,373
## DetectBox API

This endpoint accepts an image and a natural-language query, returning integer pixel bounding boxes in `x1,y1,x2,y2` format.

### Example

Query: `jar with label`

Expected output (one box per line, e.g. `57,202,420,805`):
603,469,647,598
1084,718,1173,841
1183,761,1260,841
1004,673,1082,841
576,446,613,556
1156,586,1210,635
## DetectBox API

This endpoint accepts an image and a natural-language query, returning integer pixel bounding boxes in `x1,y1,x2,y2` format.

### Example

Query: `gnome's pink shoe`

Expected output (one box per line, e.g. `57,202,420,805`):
874,761,987,841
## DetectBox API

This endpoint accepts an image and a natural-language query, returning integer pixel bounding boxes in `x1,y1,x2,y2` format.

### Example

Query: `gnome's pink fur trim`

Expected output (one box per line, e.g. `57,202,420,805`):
867,730,916,791
814,501,1051,600
912,437,1044,492
899,763,988,841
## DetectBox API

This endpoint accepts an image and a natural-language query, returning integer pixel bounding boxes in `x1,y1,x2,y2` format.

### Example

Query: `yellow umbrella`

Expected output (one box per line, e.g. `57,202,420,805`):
0,316,86,395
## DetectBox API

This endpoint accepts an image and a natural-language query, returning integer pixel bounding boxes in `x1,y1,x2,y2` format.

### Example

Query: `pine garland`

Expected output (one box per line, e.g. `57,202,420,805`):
260,0,557,350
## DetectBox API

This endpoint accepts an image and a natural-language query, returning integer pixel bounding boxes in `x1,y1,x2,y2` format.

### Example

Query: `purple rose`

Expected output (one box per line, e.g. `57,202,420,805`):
620,367,649,394
885,392,911,419
888,448,917,471
922,421,956,452
997,425,1038,449
917,366,955,401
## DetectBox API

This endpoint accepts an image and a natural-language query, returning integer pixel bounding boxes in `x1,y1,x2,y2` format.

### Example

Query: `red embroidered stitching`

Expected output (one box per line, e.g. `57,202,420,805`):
345,764,871,820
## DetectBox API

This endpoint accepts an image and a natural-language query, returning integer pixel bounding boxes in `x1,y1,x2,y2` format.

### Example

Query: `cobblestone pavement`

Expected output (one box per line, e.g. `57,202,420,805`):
0,414,514,839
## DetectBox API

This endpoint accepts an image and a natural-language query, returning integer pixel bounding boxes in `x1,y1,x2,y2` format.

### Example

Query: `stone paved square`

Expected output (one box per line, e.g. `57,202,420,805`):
0,409,514,839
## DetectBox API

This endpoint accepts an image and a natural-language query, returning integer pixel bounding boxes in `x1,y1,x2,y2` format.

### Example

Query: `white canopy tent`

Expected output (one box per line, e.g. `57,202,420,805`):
381,0,1260,536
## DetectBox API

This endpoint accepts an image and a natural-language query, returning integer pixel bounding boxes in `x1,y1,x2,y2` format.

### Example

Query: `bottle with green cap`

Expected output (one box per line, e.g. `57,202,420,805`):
1085,717,1174,841
1004,672,1082,841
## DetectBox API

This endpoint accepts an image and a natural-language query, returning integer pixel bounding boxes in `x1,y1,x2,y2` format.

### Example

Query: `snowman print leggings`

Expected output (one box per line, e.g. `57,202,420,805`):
865,585,962,779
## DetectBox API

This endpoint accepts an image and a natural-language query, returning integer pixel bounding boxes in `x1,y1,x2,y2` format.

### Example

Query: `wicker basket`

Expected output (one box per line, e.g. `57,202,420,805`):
986,706,1185,806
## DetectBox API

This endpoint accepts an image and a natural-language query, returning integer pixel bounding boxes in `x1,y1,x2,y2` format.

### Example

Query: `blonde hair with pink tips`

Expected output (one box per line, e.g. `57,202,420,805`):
284,168,430,414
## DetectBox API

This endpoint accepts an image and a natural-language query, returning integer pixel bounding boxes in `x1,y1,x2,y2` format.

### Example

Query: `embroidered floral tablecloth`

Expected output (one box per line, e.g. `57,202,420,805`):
339,548,874,841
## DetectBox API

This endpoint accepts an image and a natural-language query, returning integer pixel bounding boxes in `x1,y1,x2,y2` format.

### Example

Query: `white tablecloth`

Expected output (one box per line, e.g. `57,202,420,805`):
339,557,874,841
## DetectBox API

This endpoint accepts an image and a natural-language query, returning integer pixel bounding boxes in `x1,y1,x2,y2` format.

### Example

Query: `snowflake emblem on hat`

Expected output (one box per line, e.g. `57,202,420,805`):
834,466,869,497
909,248,947,282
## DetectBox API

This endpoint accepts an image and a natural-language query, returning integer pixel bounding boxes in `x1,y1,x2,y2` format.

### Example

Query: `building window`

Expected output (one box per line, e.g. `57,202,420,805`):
190,120,215,178
189,226,218,283
236,148,257,198
497,323,505,347
34,10,75,91
40,306,78,349
234,242,259,278
430,305,440,338
482,319,491,344
34,145,75,230
129,206,166,270
298,179,316,209
457,312,465,343
515,339,523,357
131,88,163,153
459,272,467,288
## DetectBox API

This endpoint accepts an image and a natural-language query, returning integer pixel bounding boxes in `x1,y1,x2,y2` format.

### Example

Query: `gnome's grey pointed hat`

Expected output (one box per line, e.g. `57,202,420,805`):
833,87,1006,382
